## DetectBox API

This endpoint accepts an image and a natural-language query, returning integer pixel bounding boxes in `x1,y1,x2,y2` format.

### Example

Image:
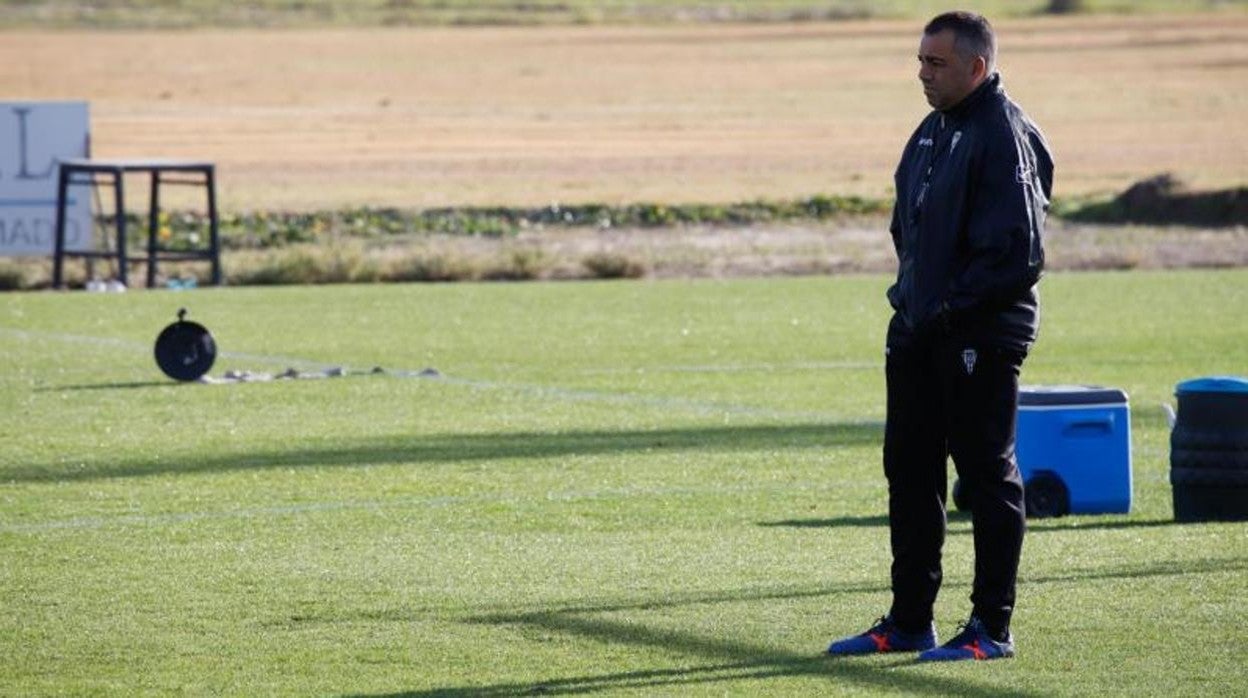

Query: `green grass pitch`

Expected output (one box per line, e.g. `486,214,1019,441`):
2,270,1246,695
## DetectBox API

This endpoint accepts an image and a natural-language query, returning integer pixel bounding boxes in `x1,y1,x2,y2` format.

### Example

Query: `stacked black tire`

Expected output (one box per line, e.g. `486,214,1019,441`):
1170,377,1248,522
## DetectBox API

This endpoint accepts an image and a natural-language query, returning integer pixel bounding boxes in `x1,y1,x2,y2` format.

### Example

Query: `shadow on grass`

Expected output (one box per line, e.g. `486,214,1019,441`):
758,511,971,529
352,660,875,697
35,380,181,392
1025,517,1186,533
1027,555,1248,587
5,421,881,484
361,628,1015,697
269,579,893,630
759,515,1177,534
491,579,891,618
758,514,889,528
356,613,1036,698
347,555,1248,697
360,608,1034,698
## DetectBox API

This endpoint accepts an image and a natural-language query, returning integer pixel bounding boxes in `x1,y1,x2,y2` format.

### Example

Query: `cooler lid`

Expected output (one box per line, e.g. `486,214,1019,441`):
1019,385,1128,406
1176,376,1248,395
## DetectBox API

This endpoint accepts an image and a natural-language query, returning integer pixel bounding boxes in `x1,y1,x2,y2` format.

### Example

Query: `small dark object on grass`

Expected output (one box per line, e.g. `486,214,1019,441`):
154,308,216,382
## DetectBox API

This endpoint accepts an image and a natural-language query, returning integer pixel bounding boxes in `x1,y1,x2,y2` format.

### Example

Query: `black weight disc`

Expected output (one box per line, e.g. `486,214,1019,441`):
154,320,216,381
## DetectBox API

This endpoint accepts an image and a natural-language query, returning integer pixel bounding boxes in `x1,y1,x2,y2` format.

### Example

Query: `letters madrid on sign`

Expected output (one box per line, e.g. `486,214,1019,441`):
0,102,92,256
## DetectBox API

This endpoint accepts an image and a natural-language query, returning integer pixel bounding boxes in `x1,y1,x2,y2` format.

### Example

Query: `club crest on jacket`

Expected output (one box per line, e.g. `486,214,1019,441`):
962,348,978,375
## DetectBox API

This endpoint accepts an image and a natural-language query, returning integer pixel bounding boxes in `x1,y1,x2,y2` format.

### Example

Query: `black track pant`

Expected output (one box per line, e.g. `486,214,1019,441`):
883,328,1026,638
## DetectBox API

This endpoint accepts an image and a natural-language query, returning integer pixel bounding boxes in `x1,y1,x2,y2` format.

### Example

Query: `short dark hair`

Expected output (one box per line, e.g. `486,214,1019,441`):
925,11,996,73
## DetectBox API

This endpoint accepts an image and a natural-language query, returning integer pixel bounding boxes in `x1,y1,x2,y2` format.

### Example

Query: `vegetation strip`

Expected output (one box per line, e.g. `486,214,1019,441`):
77,185,1248,254
147,195,890,249
3,186,1245,290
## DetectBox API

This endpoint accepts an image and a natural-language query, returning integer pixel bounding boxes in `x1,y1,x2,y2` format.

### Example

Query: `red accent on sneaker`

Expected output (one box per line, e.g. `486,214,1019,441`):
869,632,891,652
963,640,988,660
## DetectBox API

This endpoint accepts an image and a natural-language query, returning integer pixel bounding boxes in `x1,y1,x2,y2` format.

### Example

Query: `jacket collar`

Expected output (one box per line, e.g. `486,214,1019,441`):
940,72,1000,124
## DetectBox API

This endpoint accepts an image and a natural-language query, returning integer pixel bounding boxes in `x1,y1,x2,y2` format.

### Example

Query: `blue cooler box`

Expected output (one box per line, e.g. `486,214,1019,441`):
1016,385,1132,515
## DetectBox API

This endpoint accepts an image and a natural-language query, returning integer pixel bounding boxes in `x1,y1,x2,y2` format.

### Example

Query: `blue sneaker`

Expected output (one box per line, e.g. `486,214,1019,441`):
917,616,1015,661
826,615,938,656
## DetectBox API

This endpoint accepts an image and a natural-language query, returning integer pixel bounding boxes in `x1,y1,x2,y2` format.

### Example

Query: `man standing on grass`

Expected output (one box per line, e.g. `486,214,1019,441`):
826,11,1052,661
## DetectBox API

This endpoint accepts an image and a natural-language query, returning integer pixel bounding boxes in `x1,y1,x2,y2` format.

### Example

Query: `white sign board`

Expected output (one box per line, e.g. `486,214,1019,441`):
1,102,92,256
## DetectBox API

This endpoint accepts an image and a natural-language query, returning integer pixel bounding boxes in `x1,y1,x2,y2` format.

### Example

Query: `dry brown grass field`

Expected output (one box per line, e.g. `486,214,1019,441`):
2,13,1246,212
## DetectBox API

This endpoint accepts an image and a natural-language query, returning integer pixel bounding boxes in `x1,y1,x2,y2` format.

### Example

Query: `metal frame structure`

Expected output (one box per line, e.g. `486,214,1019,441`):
52,158,221,288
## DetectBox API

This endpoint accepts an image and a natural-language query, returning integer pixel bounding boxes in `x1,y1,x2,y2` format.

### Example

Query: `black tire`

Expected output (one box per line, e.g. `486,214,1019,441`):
1174,393,1248,434
1025,471,1070,518
1171,427,1248,453
1170,467,1248,487
1171,449,1248,471
1171,386,1248,521
1173,486,1248,522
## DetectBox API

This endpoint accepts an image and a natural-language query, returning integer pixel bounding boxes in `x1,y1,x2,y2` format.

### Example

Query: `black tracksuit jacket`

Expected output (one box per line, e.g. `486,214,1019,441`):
886,73,1053,354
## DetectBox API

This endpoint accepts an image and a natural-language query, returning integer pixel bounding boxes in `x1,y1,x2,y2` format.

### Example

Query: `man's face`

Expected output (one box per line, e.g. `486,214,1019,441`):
917,29,984,111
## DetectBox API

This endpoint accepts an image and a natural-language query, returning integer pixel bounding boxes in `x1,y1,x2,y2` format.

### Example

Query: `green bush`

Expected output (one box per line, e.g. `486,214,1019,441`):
1044,0,1086,13
227,245,380,285
482,247,549,281
0,261,27,291
381,250,478,282
170,194,895,253
582,252,647,279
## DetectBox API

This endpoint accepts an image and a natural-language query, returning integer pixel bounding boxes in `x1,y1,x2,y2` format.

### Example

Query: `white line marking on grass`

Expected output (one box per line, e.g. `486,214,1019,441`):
2,326,851,421
0,327,338,370
0,327,146,353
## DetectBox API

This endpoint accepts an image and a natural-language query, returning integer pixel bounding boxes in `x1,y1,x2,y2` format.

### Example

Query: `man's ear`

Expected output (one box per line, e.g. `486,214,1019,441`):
971,55,988,81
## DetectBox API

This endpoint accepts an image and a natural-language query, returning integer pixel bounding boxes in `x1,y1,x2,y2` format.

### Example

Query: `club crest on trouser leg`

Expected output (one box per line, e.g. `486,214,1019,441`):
961,348,977,375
